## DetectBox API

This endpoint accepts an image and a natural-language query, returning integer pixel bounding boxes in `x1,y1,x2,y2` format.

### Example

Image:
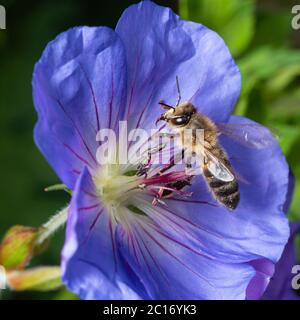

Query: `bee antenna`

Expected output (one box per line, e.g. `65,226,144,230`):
175,75,182,107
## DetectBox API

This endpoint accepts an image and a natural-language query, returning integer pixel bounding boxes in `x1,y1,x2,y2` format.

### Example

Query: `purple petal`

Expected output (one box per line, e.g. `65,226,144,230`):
246,170,296,300
115,1,241,130
246,259,275,300
61,167,147,300
116,211,255,299
262,223,300,300
33,27,127,188
221,115,290,263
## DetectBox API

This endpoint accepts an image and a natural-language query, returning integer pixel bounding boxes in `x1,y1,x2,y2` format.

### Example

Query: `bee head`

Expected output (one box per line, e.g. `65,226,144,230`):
156,101,196,127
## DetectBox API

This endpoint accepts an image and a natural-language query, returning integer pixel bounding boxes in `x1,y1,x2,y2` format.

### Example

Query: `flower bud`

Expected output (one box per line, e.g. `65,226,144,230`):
0,225,40,270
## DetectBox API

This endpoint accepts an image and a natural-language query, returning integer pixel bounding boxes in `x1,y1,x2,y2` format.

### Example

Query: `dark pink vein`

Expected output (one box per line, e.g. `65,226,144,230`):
109,218,118,275
82,189,98,199
167,197,219,208
108,62,114,129
57,99,97,165
64,143,90,166
126,52,141,120
131,228,157,282
162,203,223,239
79,63,101,132
139,222,216,288
148,219,213,261
79,208,103,248
72,169,81,175
153,208,210,255
129,230,141,266
135,227,170,285
79,203,100,212
89,208,104,232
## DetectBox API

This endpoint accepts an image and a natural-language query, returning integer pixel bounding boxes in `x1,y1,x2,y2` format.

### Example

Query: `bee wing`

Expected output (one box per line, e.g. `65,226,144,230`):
216,122,278,149
202,148,235,182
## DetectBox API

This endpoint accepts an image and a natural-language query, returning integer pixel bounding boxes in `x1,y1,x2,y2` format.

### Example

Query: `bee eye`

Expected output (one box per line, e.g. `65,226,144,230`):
171,115,190,126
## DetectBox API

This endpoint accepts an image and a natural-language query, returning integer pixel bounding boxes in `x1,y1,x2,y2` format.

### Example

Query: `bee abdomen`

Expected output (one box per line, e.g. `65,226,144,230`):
203,167,240,210
214,180,238,197
218,189,240,210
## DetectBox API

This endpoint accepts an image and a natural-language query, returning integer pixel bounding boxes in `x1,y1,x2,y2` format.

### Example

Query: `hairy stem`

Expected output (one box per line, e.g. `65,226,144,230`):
36,207,69,245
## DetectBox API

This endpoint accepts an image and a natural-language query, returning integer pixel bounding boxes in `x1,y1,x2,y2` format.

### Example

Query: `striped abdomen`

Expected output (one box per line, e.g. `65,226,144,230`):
202,147,240,210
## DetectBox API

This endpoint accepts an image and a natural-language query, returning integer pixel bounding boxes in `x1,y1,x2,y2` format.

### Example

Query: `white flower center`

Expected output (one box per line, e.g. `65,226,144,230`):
93,164,143,221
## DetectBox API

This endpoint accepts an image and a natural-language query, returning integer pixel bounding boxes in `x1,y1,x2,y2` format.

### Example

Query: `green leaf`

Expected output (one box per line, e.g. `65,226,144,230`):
289,180,300,221
269,89,300,121
254,11,292,48
288,157,300,220
266,65,300,94
239,47,300,92
236,47,300,115
234,96,249,116
0,226,39,270
7,266,63,292
179,0,255,56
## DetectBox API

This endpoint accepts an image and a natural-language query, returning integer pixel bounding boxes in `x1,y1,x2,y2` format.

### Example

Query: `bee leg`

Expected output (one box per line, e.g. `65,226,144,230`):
137,164,148,177
137,149,153,177
184,151,193,169
138,142,167,177
152,150,186,205
157,155,175,175
180,149,192,169
158,100,175,111
157,149,186,175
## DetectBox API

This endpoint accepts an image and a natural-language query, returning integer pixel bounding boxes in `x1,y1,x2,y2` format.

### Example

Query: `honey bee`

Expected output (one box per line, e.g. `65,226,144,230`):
156,78,240,210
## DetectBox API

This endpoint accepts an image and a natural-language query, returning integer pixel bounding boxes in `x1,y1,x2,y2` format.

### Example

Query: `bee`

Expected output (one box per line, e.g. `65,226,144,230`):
156,77,240,210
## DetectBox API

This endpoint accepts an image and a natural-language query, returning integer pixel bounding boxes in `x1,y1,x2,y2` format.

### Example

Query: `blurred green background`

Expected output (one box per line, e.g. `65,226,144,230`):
0,0,299,299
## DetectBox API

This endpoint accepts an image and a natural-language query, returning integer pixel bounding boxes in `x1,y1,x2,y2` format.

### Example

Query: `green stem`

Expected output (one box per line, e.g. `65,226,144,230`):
36,207,69,245
44,184,72,195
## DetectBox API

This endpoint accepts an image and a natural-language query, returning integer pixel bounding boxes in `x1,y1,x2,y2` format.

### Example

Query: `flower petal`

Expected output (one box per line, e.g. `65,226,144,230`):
116,1,240,130
219,115,290,262
33,27,127,188
246,258,275,300
246,170,295,300
116,212,255,300
61,167,147,300
262,223,300,300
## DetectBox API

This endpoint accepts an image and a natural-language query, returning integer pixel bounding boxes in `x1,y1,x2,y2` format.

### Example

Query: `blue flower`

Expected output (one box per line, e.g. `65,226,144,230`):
33,1,290,299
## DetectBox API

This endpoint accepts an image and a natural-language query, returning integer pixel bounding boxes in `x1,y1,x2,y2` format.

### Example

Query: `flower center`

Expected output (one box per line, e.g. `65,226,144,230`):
93,164,142,219
93,161,191,223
